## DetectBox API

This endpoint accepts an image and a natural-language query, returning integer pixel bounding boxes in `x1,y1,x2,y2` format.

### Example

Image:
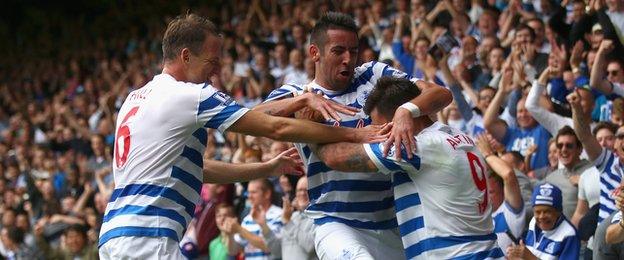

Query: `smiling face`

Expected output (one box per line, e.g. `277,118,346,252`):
311,29,359,91
533,205,560,231
185,34,223,84
556,134,581,168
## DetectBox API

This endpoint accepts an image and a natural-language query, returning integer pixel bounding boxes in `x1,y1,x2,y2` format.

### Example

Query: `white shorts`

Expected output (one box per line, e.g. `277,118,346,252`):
99,236,184,260
314,222,405,260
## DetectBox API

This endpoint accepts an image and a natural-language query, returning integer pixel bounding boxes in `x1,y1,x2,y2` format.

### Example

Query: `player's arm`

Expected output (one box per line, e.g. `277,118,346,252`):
204,148,302,183
386,79,452,159
311,143,379,173
253,91,358,122
228,110,387,144
475,135,523,211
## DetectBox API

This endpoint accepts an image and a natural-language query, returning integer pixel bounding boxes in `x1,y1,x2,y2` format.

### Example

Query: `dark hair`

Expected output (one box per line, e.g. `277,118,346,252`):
504,151,525,164
251,178,275,196
162,13,220,62
65,224,87,238
6,227,24,244
515,24,536,41
310,12,358,51
592,121,618,136
364,77,422,118
215,203,235,215
556,125,582,149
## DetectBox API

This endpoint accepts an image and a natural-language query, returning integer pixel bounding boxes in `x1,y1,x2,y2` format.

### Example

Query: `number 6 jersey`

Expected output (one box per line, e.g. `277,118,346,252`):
363,122,503,260
99,74,249,247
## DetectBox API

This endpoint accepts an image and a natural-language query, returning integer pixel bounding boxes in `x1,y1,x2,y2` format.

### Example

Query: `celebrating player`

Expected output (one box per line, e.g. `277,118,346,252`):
312,77,503,259
98,14,386,259
255,12,452,259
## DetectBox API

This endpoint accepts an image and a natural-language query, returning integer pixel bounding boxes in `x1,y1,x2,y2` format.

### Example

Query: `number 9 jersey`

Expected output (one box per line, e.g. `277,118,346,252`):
363,122,503,260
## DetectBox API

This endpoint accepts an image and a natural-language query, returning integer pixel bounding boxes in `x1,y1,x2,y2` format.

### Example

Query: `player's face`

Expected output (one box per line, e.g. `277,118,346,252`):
316,29,359,91
533,205,560,231
556,135,581,168
369,108,391,125
187,34,222,84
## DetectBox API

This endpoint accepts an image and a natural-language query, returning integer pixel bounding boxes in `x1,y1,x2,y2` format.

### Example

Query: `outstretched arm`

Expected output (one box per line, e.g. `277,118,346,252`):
568,90,602,161
203,148,303,183
228,110,387,144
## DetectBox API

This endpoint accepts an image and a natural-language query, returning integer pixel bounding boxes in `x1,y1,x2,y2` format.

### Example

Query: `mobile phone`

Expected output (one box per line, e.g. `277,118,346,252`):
429,31,460,60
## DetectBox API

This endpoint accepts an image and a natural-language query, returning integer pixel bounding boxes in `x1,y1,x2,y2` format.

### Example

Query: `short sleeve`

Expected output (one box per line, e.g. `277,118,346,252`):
264,84,304,102
363,142,422,175
197,85,249,133
612,211,623,224
594,148,613,172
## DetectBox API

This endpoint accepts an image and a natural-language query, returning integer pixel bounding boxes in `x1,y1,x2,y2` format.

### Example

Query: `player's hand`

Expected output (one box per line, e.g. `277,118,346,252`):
352,122,392,144
282,195,293,224
385,107,418,160
266,148,304,177
302,91,359,122
251,205,267,226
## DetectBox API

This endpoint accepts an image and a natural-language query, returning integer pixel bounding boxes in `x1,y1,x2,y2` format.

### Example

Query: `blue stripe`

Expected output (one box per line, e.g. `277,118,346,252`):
98,226,179,247
308,196,395,213
394,193,421,212
405,233,498,258
601,179,616,193
399,216,424,236
204,104,244,129
600,204,616,214
181,146,203,169
302,146,311,158
314,215,397,229
492,213,509,233
307,161,333,177
244,252,271,257
393,172,412,187
369,143,402,172
109,184,196,217
197,96,222,115
450,247,505,260
171,166,202,194
102,205,187,228
308,180,392,200
192,128,207,146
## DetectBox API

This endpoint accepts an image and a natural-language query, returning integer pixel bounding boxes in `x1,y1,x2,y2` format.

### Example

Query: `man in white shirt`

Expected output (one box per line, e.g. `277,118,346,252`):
98,14,386,260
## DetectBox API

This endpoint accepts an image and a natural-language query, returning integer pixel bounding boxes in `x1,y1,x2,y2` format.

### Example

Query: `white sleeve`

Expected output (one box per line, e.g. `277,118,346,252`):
611,211,623,224
197,85,249,133
612,82,624,97
525,81,572,135
363,142,422,175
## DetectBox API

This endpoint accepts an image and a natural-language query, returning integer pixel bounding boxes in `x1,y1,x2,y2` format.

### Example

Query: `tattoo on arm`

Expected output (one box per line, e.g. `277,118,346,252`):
313,143,378,172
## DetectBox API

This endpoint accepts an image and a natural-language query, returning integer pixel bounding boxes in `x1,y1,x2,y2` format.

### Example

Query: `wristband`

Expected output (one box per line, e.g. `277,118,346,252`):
399,102,422,118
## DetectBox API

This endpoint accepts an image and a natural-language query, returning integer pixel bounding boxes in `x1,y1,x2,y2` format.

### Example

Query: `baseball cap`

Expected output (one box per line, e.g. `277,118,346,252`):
592,23,603,33
532,183,563,212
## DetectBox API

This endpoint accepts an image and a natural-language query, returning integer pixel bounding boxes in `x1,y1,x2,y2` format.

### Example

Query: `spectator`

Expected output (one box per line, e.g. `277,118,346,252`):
210,203,237,260
35,223,98,260
279,177,317,260
224,178,283,259
507,183,580,259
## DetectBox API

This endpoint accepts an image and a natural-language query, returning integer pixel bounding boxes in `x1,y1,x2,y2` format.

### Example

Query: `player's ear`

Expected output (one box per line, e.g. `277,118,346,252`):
309,44,320,62
181,48,191,65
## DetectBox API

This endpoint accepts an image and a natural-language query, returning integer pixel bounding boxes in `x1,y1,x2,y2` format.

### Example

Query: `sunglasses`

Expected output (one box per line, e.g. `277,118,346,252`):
616,133,624,140
556,142,576,149
608,70,620,76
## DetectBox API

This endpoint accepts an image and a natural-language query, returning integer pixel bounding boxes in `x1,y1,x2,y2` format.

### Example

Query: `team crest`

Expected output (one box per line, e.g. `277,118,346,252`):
545,242,555,254
540,187,553,197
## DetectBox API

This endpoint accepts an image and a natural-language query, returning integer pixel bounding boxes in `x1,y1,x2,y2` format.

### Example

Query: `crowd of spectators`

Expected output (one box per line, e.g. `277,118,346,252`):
1,0,624,259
